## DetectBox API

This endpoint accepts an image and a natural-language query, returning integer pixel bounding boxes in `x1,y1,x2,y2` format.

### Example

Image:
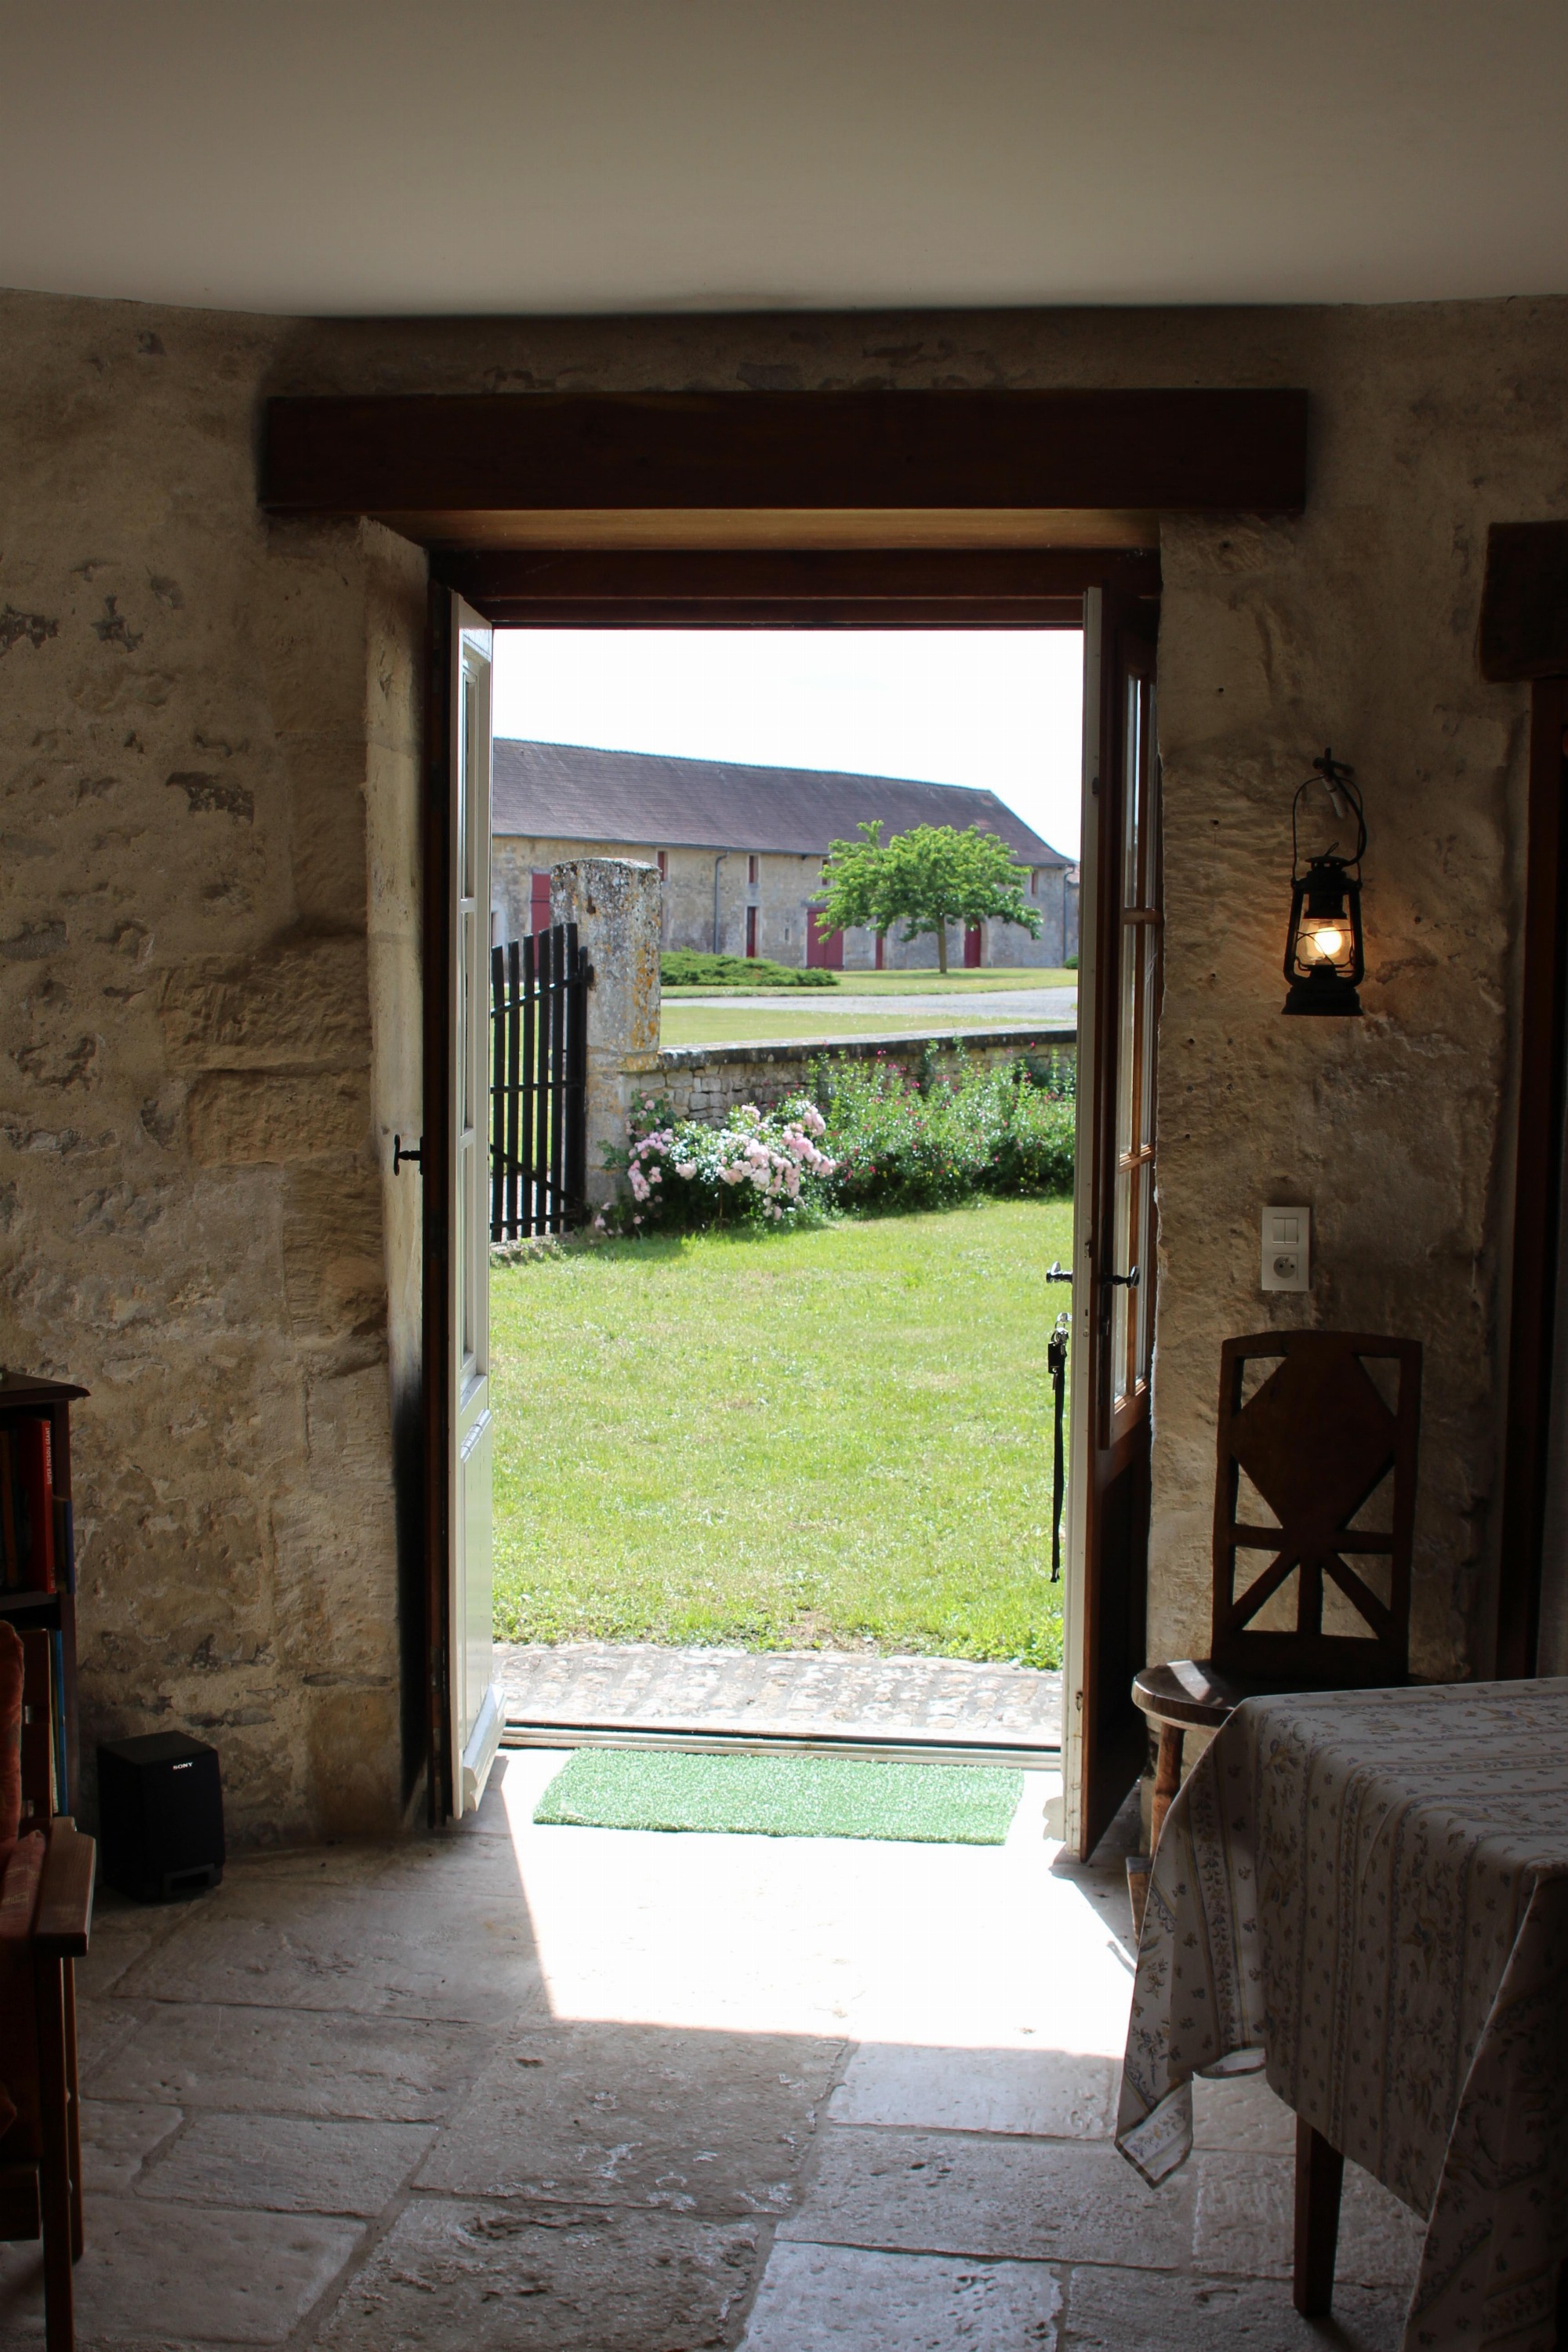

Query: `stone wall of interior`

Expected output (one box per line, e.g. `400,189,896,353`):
0,293,426,1845
300,292,1563,1686
4,287,1565,1845
262,295,1568,1685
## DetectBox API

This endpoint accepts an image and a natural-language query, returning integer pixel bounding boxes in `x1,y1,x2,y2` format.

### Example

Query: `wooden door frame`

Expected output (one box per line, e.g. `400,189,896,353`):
1480,524,1568,1675
419,584,456,1822
1069,597,1161,1859
262,384,1308,1825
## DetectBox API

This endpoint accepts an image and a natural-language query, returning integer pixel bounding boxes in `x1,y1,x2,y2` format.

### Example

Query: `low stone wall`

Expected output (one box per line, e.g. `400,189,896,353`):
657,1025,1076,1123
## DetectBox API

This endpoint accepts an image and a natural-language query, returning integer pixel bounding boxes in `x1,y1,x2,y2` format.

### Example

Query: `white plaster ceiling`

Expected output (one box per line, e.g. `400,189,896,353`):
2,1,1565,318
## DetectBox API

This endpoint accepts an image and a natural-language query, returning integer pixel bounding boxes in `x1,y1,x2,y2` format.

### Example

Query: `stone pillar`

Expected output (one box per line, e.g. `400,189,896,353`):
550,859,662,1211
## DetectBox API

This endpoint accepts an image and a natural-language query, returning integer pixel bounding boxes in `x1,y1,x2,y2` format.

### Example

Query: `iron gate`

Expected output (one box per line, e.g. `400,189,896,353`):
490,923,590,1240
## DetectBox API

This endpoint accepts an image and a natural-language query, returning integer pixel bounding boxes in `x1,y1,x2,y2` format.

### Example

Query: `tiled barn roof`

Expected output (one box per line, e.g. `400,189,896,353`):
492,739,1069,865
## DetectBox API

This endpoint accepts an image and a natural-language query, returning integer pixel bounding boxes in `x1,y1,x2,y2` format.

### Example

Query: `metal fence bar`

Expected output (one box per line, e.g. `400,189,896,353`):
491,920,589,1242
521,930,538,1238
489,942,506,1243
505,937,522,1240
563,924,587,1227
548,924,568,1231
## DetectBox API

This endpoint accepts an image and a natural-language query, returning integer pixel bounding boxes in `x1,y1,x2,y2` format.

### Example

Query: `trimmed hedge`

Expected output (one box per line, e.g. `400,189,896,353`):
661,949,837,991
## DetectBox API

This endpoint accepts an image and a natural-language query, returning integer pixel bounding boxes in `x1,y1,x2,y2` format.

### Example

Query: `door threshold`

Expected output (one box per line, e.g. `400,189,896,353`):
503,1718,1061,1769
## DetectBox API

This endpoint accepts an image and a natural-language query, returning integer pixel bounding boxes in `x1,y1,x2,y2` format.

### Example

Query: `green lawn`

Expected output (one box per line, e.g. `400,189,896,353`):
660,1002,1073,1047
662,967,1077,998
809,967,1076,996
491,1196,1071,1666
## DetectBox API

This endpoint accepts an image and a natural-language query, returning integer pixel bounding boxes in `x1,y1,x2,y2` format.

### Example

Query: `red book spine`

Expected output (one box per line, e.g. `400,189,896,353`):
16,1420,54,1594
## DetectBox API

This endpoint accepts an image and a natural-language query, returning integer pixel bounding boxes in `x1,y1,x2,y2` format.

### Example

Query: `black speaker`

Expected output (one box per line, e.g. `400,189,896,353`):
96,1731,225,1902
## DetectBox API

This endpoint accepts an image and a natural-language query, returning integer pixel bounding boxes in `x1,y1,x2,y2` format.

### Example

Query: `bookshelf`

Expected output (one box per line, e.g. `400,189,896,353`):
0,1371,87,1820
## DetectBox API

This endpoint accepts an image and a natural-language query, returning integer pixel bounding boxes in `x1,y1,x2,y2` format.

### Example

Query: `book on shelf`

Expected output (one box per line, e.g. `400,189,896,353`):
18,1624,64,1820
0,1414,65,1595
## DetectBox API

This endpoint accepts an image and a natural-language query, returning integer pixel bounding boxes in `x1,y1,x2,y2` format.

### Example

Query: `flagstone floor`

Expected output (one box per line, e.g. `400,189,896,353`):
0,1753,1424,2349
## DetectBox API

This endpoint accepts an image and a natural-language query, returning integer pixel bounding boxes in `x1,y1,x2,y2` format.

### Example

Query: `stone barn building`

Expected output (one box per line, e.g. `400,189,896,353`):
491,738,1077,969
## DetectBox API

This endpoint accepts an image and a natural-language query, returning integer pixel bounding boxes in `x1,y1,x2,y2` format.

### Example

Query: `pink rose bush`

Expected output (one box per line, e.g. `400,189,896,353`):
601,1094,836,1232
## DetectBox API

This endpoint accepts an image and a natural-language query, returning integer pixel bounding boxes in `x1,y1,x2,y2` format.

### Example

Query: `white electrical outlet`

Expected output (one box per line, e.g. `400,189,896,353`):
1261,1205,1311,1292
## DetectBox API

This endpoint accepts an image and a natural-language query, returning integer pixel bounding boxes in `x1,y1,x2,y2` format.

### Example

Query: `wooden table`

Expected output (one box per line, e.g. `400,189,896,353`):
1116,1679,1568,2352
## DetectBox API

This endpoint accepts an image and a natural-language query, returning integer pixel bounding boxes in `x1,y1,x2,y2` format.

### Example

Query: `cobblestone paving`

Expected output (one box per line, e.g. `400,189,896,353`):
498,1642,1062,1748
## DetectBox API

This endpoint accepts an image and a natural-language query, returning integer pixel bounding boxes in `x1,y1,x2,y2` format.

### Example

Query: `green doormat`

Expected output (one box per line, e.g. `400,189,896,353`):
533,1748,1024,1845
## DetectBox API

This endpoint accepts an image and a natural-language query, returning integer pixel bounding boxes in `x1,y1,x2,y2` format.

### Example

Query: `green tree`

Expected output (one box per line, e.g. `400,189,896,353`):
817,820,1042,975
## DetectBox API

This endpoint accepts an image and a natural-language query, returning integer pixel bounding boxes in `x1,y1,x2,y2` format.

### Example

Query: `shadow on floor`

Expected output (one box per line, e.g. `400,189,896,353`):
0,1755,1423,2349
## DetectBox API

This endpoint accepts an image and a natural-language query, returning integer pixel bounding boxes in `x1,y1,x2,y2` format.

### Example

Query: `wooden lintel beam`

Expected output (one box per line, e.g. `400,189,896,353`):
1480,523,1568,681
441,546,1160,598
262,389,1308,523
456,600,1087,630
434,543,1159,626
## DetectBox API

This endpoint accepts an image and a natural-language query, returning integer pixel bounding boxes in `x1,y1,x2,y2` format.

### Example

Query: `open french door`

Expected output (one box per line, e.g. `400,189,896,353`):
1062,589,1162,1859
428,593,503,1820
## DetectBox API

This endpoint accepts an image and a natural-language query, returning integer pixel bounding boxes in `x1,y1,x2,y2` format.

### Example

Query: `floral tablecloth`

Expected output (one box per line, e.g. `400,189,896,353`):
1116,1679,1568,2351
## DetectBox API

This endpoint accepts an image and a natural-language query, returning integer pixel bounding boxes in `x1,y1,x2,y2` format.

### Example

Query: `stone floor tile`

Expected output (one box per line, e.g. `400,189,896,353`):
91,1999,494,2122
316,2196,760,2350
1189,2150,1294,2280
74,1901,185,2002
0,2197,361,2343
1189,2070,1298,2155
739,2241,1063,2349
1192,2152,1425,2290
1062,2263,1411,2350
111,1877,548,2025
75,1994,150,2083
143,2111,437,2217
829,2045,1117,2139
79,2097,183,2193
779,2127,1196,2267
417,2021,840,2216
1337,2165,1428,2292
221,1843,401,1887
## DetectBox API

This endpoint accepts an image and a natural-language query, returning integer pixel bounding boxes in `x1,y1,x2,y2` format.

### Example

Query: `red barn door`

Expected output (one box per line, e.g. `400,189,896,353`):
806,907,844,970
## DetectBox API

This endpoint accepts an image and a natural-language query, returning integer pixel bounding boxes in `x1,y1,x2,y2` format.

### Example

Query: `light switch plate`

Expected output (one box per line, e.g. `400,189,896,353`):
1261,1204,1311,1292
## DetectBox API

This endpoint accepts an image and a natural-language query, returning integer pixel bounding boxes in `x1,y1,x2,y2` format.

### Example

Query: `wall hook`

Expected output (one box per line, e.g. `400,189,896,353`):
394,1134,423,1174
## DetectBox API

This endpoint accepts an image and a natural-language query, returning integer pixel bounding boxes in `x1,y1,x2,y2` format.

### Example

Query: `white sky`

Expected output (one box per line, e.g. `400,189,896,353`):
492,629,1084,858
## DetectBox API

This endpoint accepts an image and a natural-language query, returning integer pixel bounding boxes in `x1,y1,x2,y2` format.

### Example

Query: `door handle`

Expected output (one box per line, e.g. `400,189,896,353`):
1046,1261,1073,1284
1101,1264,1140,1290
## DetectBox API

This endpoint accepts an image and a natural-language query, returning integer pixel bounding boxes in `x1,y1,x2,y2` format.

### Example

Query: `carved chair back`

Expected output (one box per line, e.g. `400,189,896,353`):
1211,1330,1421,1686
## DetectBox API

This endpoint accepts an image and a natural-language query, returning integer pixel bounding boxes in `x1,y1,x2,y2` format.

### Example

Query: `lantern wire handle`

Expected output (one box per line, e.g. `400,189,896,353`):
1291,748,1366,883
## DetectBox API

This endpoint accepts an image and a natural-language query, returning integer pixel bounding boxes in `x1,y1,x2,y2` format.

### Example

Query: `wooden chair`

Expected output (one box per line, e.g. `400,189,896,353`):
0,1616,94,2352
1134,1329,1421,1859
1133,1330,1420,2323
0,1823,94,2350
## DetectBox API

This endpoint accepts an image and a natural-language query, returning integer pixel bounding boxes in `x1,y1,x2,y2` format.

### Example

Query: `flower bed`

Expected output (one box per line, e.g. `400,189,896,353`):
599,1048,1074,1234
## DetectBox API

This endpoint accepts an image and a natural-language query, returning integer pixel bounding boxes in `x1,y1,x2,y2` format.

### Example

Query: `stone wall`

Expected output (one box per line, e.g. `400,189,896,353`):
4,287,1567,1842
0,298,425,1846
659,1029,1077,1123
